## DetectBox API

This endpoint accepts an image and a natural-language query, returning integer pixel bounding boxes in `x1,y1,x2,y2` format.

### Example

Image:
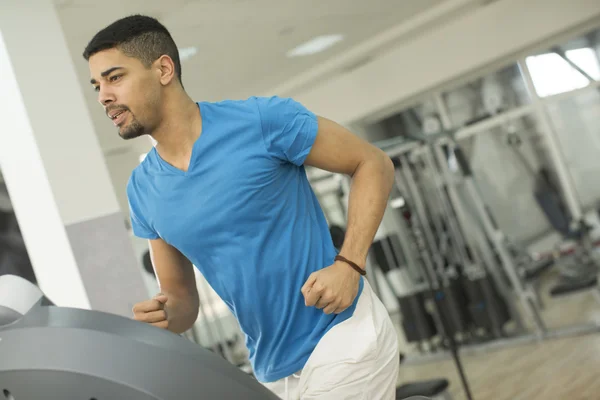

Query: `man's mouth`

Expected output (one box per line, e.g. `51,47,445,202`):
108,110,128,126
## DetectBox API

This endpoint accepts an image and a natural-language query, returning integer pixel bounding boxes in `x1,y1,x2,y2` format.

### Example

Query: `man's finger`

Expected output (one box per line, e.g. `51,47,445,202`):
151,320,169,330
154,293,168,304
323,301,339,315
304,283,324,307
315,292,334,309
134,299,164,313
135,310,167,323
301,274,317,296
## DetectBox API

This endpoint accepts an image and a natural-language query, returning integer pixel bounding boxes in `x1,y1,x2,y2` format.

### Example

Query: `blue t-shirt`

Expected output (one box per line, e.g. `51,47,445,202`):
127,96,364,383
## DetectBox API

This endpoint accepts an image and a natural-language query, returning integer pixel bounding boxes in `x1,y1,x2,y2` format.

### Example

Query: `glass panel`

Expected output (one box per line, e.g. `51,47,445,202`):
456,113,553,245
526,27,600,98
526,49,600,97
522,26,600,209
545,89,600,209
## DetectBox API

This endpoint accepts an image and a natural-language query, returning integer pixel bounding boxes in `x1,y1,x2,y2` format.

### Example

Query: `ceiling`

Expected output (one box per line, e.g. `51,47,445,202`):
48,0,467,213
57,0,450,100
54,0,452,153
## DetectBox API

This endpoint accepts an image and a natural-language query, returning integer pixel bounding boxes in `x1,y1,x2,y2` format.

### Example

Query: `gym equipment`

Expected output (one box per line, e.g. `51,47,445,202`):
504,128,600,298
431,143,518,332
388,155,474,400
428,137,545,336
371,236,438,351
409,148,492,339
0,274,280,400
396,152,500,342
0,274,50,325
517,58,600,300
396,380,451,400
427,144,517,339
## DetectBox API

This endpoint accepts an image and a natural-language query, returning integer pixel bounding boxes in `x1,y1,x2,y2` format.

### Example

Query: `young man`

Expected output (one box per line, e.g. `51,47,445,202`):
84,15,399,399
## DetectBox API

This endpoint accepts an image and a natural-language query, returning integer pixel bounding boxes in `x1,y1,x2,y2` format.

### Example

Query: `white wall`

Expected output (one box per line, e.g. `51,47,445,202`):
285,0,600,126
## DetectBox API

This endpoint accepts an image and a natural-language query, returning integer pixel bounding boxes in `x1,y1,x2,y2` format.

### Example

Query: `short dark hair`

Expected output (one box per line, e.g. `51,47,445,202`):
83,15,183,84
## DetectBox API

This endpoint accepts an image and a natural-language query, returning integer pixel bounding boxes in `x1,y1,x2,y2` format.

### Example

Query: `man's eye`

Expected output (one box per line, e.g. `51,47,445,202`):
93,86,100,92
109,75,122,82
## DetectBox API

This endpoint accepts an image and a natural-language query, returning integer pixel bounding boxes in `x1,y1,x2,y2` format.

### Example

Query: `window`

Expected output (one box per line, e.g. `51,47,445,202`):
526,48,600,97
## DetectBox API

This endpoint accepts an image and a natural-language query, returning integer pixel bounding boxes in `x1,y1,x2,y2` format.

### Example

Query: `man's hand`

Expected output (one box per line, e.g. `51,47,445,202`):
301,261,361,314
132,293,169,329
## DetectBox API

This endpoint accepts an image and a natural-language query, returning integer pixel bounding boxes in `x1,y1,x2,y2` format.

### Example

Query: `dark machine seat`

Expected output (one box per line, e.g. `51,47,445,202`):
550,275,598,297
396,378,450,399
522,257,555,281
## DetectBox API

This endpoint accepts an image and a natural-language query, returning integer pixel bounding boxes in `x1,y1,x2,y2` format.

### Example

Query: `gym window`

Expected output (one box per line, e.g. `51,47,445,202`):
526,47,600,97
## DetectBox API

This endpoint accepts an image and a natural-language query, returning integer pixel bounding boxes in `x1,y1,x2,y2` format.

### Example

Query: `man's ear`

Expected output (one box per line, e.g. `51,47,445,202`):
156,55,176,86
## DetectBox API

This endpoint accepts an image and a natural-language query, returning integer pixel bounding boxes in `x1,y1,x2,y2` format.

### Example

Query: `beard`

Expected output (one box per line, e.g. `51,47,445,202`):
119,117,145,140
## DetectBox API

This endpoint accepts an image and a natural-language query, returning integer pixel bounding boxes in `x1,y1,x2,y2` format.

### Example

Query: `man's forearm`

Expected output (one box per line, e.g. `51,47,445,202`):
339,152,395,269
164,292,199,334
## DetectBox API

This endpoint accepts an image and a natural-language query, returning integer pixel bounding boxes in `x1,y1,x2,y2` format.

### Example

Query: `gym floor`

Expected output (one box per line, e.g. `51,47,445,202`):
394,268,600,400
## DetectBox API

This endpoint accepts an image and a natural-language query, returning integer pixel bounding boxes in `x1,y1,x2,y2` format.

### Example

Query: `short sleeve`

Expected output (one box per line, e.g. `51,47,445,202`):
126,174,160,240
255,96,318,166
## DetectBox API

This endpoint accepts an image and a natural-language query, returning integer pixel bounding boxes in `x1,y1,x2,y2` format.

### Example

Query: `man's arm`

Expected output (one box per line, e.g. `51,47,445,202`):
140,238,200,333
305,116,395,269
300,116,394,314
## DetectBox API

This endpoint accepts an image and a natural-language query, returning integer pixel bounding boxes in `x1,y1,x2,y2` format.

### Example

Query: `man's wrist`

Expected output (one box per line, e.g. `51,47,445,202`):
337,248,367,269
335,254,367,276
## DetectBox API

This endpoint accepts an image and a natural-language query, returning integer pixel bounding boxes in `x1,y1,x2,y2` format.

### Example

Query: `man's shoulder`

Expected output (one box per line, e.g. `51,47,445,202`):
203,95,278,106
201,96,296,116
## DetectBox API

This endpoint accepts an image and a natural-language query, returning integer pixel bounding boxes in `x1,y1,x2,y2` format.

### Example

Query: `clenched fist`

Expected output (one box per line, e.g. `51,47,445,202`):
301,261,361,315
132,293,169,329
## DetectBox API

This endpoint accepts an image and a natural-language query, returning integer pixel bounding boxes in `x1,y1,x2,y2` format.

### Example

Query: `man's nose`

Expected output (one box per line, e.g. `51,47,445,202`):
97,86,115,106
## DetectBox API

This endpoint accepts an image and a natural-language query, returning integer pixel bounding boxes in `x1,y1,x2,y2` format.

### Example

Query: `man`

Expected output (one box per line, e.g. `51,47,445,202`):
84,14,399,399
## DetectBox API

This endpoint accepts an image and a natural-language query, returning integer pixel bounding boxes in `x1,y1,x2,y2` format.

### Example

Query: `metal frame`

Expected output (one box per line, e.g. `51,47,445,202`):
306,38,600,372
517,58,584,222
431,91,547,337
368,54,600,352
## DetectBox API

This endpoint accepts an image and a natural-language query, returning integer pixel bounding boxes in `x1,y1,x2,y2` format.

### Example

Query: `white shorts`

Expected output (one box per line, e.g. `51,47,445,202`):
263,278,399,399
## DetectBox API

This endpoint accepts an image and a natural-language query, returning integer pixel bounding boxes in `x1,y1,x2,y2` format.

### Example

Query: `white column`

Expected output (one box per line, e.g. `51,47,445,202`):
0,0,147,316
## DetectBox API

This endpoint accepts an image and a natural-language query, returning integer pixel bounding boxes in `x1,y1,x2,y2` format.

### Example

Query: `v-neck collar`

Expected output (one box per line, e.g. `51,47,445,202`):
152,102,207,176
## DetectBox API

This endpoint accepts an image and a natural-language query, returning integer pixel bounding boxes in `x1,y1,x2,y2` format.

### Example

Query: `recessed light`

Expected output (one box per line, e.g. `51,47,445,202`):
286,34,344,58
178,47,198,62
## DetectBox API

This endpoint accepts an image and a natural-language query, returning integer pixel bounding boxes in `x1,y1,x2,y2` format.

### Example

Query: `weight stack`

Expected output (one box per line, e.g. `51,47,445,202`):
462,275,511,337
398,291,438,344
430,278,472,338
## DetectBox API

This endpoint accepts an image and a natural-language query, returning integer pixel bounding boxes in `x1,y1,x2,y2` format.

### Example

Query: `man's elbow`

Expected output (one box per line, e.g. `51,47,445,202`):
171,314,198,334
381,151,396,186
355,149,395,196
371,149,395,190
165,290,200,334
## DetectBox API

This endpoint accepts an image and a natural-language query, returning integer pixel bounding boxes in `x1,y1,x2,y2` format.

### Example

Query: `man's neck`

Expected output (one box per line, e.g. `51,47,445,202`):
151,92,202,172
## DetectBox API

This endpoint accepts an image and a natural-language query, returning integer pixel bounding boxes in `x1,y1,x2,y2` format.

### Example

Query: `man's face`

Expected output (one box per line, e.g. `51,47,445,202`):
88,48,161,140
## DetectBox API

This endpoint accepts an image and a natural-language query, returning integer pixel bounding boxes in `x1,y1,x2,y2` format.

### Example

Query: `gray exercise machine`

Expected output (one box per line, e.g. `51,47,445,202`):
0,274,435,400
0,274,280,400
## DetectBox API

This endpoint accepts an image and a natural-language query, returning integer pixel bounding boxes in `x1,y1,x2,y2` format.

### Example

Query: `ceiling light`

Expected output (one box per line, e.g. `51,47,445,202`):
286,34,344,58
178,47,198,62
